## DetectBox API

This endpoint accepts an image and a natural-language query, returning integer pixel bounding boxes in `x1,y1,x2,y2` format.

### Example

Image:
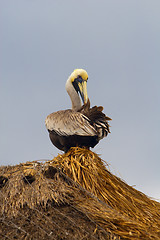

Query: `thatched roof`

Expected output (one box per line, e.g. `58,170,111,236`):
0,147,160,239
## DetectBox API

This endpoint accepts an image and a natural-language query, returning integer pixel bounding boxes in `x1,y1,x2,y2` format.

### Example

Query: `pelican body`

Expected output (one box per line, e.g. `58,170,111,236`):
45,69,111,152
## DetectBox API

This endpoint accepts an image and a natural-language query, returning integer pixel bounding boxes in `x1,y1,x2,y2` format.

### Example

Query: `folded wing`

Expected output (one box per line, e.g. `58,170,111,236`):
45,109,97,137
79,99,112,140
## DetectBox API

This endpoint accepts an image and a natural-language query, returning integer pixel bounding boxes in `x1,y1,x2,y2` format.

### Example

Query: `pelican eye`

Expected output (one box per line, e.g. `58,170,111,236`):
75,75,83,83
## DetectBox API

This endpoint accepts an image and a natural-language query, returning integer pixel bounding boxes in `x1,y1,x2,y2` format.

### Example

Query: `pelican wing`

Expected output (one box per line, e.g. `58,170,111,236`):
79,99,112,139
45,109,97,137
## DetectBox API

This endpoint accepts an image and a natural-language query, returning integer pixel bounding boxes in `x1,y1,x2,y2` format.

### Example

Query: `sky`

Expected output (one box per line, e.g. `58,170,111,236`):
1,0,160,200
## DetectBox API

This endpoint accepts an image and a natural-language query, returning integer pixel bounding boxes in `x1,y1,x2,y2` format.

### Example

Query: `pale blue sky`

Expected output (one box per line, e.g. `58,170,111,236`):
1,0,160,200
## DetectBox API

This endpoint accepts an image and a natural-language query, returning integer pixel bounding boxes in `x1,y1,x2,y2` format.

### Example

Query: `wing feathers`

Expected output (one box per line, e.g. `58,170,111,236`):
45,99,111,140
78,99,111,140
45,110,96,137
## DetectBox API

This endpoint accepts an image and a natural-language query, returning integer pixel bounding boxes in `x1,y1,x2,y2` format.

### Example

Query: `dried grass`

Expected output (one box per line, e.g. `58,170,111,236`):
0,147,160,239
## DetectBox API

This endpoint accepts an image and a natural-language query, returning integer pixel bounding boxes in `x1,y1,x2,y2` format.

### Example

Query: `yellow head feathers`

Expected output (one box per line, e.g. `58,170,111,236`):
70,69,88,82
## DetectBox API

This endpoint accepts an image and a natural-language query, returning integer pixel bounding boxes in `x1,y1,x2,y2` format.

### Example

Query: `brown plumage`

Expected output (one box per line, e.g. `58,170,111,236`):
78,99,111,140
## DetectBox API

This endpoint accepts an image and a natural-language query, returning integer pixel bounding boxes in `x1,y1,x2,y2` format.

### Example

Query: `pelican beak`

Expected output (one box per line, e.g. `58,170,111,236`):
78,80,88,104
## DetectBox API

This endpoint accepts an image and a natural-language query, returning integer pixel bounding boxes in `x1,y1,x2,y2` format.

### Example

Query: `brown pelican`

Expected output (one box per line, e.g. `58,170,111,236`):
45,69,111,152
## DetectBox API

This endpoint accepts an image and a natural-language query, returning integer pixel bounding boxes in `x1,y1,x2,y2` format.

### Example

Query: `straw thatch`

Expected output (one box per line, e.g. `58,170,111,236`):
0,147,160,239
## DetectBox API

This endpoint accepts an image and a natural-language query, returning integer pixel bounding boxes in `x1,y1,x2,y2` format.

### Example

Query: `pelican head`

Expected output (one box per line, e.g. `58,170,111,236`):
70,69,88,104
66,69,89,111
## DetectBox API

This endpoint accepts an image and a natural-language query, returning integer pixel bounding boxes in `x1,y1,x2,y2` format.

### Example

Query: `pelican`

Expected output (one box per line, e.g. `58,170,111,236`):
45,69,111,152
